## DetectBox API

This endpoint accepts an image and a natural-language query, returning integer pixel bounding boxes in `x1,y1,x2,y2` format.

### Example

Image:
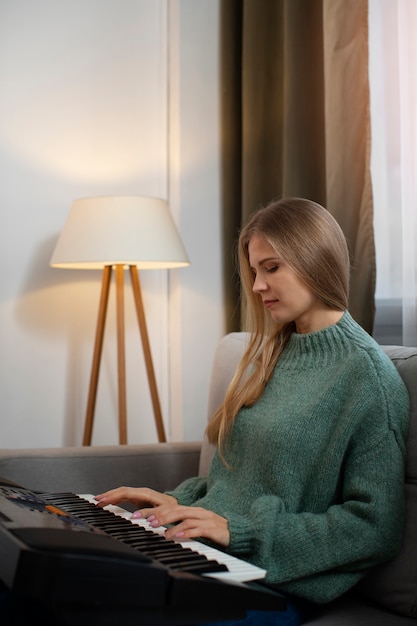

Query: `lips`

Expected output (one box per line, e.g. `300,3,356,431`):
263,299,278,308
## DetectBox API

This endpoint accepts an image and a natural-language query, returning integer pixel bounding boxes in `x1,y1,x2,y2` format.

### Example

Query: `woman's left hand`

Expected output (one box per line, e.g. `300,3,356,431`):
134,504,230,547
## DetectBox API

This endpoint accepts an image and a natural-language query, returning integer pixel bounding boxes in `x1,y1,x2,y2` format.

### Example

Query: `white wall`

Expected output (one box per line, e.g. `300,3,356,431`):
168,0,223,441
0,0,224,448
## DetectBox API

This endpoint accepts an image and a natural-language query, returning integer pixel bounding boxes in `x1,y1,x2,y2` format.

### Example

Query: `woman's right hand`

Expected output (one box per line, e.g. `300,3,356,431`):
94,486,177,510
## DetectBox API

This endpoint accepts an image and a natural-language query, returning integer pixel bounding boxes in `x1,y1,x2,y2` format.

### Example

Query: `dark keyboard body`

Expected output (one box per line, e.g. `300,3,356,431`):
0,480,285,625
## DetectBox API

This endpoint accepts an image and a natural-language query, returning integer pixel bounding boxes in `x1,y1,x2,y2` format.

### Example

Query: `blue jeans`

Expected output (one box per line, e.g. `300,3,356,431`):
199,597,311,626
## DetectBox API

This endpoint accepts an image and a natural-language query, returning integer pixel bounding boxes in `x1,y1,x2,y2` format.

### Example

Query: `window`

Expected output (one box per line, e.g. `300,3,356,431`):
369,0,417,346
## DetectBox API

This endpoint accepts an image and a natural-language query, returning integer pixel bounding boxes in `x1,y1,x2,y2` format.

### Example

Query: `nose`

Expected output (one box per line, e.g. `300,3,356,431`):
252,273,268,293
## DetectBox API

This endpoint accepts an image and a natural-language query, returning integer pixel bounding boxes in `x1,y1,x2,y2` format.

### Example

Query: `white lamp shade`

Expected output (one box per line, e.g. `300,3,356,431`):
50,196,190,269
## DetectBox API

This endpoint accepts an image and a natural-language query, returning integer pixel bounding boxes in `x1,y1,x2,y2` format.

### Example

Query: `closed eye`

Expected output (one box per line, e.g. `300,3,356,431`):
266,265,279,273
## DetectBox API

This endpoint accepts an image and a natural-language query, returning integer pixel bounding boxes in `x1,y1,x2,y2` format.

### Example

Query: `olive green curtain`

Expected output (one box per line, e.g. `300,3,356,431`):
221,0,375,333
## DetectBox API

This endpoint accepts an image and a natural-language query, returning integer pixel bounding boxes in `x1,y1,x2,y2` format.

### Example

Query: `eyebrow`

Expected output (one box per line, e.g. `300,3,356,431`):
249,256,281,270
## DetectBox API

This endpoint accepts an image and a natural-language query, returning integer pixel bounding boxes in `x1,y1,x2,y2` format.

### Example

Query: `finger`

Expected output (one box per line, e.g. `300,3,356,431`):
164,517,225,544
164,518,204,540
131,496,178,520
95,486,152,508
140,507,205,534
94,487,132,506
159,509,230,546
131,507,156,519
132,503,174,522
146,505,207,527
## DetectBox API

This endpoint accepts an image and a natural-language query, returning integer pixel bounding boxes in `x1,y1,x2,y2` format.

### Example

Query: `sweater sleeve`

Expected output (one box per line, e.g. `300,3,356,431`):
165,475,208,505
225,428,406,603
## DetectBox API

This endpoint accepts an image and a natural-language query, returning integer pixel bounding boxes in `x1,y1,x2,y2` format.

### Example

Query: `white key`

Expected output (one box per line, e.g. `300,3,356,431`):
78,494,266,583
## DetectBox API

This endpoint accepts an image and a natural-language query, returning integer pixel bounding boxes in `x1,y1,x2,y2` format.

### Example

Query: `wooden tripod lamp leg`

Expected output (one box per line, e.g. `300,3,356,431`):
83,265,166,446
129,266,167,442
83,266,112,446
115,265,128,444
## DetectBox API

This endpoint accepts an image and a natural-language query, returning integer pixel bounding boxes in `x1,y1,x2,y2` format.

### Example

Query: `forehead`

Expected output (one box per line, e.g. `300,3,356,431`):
248,234,279,265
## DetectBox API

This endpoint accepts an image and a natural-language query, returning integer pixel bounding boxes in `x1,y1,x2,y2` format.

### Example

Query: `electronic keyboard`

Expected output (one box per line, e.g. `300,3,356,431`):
0,480,285,625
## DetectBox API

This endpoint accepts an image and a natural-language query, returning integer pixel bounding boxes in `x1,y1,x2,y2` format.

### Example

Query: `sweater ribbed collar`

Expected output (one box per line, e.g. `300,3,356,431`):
279,310,366,370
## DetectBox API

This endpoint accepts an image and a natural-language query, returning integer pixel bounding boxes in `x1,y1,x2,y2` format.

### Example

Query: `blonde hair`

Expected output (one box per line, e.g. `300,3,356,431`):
206,198,350,459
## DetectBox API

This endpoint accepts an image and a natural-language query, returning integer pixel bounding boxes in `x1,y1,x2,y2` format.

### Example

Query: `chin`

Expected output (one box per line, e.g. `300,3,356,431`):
270,313,287,325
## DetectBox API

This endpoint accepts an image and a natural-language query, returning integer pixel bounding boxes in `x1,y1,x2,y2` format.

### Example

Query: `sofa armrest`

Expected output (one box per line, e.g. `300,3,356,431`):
0,442,202,495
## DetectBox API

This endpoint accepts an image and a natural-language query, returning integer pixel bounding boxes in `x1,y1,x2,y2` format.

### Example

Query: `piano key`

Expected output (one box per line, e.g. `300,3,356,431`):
45,492,266,581
78,493,267,583
42,492,231,577
170,560,229,575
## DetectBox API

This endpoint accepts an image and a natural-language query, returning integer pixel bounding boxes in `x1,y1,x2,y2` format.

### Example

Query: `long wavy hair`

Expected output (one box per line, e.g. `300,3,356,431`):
206,198,350,460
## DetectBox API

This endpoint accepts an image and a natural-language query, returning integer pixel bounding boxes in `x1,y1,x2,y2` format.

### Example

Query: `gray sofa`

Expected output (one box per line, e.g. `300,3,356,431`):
0,332,416,625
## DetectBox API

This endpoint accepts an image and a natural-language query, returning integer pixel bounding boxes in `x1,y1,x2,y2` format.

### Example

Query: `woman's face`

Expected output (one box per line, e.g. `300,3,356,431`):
248,234,335,334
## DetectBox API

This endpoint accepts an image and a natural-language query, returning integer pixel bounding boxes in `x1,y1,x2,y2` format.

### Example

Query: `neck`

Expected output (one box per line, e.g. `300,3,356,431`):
295,308,344,334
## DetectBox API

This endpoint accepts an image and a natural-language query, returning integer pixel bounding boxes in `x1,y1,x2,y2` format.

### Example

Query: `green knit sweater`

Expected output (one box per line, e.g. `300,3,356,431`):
167,312,410,604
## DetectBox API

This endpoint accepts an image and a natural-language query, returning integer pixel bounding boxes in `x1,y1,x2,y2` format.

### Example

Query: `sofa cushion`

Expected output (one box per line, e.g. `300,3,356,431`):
357,346,417,618
199,332,248,476
305,594,417,625
0,442,201,495
382,346,417,481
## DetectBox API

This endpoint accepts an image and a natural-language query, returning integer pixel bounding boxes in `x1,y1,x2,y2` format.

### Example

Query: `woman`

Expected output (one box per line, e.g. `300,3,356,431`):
96,198,409,625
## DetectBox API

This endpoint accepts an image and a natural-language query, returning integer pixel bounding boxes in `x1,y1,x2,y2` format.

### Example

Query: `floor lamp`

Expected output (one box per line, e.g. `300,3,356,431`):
50,196,190,445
